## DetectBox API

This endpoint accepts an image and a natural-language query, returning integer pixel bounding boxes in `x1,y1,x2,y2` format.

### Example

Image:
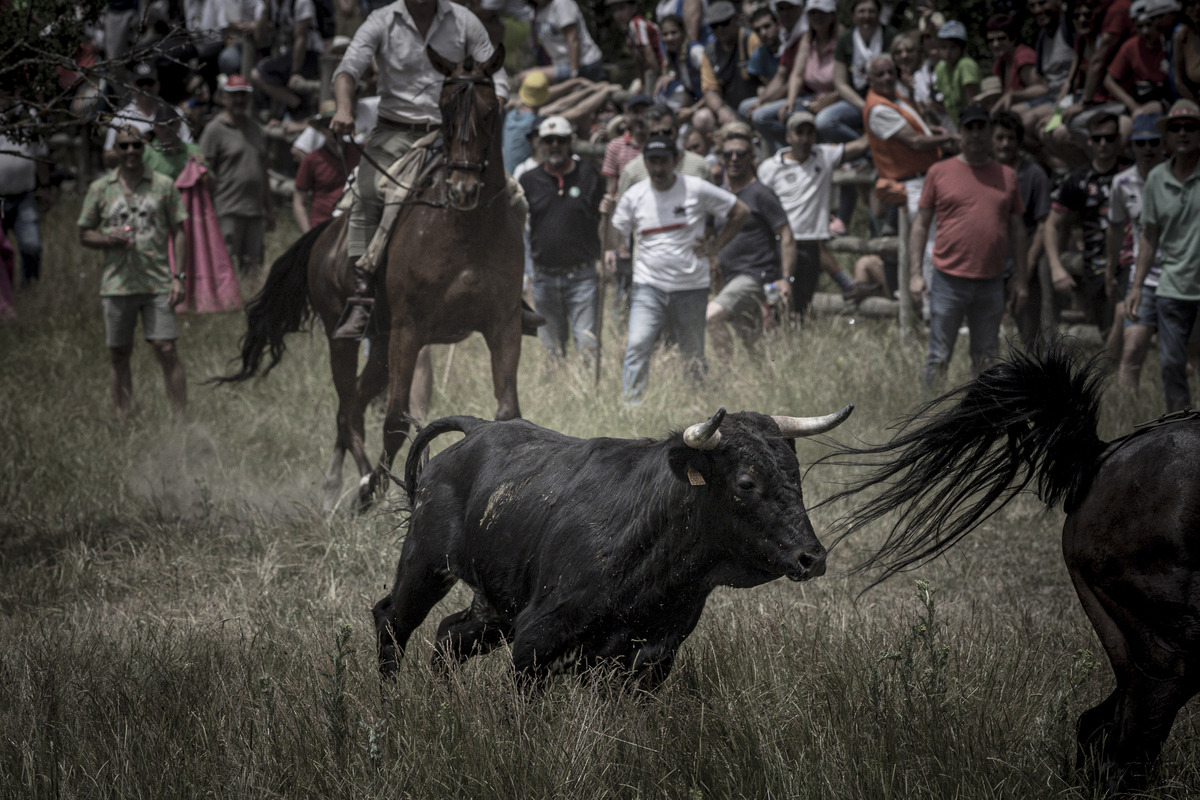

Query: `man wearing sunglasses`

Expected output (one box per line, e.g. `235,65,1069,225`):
705,123,792,358
1045,112,1129,340
1107,112,1166,391
1128,100,1200,411
78,127,189,418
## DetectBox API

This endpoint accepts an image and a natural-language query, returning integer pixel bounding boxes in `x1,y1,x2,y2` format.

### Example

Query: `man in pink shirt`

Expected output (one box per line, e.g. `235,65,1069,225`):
909,104,1028,388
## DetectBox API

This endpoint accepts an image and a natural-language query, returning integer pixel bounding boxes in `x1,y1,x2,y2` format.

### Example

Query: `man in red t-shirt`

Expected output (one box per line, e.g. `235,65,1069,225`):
1104,4,1175,118
292,110,362,233
909,104,1027,387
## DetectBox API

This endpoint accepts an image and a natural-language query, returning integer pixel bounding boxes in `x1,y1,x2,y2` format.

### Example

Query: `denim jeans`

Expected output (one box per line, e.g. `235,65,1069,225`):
622,284,708,402
921,269,1006,388
815,99,864,143
1155,296,1199,411
531,267,599,359
1,192,41,284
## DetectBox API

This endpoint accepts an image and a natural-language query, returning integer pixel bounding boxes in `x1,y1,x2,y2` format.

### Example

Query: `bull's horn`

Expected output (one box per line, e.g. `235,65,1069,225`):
771,404,854,438
683,408,726,450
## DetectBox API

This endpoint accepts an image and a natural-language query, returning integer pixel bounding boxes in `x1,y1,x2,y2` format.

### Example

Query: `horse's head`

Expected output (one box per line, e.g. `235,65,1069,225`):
427,44,505,211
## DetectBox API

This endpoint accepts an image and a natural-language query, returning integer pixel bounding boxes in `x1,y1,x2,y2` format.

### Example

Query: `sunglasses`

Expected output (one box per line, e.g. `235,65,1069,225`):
542,136,570,145
647,128,674,137
1132,137,1162,147
1167,122,1200,132
116,141,144,150
1089,133,1119,143
721,148,751,159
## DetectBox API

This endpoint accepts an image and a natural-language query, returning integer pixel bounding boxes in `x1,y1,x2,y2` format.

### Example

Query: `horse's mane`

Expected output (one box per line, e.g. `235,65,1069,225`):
443,70,484,144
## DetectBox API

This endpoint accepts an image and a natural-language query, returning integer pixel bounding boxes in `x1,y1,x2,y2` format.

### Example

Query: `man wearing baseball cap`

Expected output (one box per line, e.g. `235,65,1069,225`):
932,21,981,128
910,103,1027,389
104,63,195,166
610,135,749,403
757,109,870,315
519,117,606,364
199,73,273,277
1107,112,1166,391
1127,99,1200,410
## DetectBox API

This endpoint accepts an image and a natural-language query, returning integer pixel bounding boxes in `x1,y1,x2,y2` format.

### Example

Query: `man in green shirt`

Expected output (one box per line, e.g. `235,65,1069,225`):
1127,100,1200,411
143,104,206,181
78,126,189,417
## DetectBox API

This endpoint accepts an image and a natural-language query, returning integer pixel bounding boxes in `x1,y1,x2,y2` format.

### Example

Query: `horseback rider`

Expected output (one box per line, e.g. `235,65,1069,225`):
329,0,510,340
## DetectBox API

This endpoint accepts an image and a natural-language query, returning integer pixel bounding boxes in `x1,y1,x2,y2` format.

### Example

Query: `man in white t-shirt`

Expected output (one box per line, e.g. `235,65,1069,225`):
756,111,868,313
612,135,749,403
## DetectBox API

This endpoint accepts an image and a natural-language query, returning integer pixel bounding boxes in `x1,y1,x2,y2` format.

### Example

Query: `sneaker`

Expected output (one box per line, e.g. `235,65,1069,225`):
829,216,847,237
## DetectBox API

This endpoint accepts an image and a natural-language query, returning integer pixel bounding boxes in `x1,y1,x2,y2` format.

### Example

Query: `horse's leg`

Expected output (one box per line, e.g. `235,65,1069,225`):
322,338,361,514
483,315,522,421
352,336,389,498
362,330,421,506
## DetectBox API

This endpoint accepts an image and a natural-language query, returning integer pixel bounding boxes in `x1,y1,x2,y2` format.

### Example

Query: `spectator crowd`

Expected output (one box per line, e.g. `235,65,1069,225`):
4,0,1200,413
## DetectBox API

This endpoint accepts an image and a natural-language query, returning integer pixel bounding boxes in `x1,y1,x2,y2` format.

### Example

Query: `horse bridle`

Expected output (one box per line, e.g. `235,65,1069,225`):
443,74,497,175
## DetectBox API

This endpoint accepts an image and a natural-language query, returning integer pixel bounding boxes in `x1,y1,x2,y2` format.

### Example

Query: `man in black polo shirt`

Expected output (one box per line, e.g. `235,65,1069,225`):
519,116,606,363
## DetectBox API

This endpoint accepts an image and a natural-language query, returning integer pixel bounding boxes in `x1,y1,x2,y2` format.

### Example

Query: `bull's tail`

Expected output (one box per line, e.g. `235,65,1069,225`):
403,416,490,506
820,339,1107,588
210,219,332,384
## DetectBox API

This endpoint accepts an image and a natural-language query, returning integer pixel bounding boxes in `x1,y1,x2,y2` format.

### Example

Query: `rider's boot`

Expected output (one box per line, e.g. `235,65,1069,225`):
333,265,376,340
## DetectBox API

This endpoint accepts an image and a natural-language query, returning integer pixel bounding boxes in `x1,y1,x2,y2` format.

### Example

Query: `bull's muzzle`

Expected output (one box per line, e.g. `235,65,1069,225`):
788,545,828,581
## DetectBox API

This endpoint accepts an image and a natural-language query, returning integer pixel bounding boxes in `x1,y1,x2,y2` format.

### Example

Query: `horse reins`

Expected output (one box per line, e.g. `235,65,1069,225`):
345,74,499,195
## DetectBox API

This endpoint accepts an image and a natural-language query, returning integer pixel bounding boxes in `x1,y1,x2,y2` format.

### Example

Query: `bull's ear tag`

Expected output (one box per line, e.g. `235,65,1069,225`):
687,466,706,486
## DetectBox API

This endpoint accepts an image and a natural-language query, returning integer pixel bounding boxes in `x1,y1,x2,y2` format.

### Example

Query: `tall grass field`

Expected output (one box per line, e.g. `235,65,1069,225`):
2,195,1196,799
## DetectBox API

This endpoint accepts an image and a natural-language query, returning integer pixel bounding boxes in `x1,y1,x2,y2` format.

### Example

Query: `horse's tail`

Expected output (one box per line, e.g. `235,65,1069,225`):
403,416,490,507
820,339,1107,588
211,219,333,384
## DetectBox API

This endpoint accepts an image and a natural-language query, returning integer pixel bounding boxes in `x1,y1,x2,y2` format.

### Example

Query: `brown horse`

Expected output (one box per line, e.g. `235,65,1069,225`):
819,341,1199,795
216,45,523,512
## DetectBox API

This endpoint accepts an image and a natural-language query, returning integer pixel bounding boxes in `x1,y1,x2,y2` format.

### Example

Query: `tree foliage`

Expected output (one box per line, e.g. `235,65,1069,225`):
1,0,108,144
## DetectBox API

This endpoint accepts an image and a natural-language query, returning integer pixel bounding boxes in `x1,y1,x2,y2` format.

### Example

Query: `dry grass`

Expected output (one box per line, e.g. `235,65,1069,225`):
1,196,1196,799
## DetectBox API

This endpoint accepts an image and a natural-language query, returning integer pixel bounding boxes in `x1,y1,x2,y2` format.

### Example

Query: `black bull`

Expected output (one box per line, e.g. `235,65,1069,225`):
372,405,853,688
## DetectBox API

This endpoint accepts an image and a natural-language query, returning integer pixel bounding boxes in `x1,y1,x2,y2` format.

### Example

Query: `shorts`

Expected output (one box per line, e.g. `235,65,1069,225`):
255,50,321,86
103,293,179,348
712,273,765,329
1125,283,1158,329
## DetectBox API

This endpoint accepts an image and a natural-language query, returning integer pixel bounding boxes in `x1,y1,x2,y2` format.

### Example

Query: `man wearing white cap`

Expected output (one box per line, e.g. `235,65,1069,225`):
329,0,509,340
757,110,869,314
199,74,272,277
519,116,606,363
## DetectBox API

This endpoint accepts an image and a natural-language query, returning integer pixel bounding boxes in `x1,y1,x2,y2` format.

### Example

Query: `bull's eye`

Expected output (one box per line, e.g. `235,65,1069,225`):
737,478,757,493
